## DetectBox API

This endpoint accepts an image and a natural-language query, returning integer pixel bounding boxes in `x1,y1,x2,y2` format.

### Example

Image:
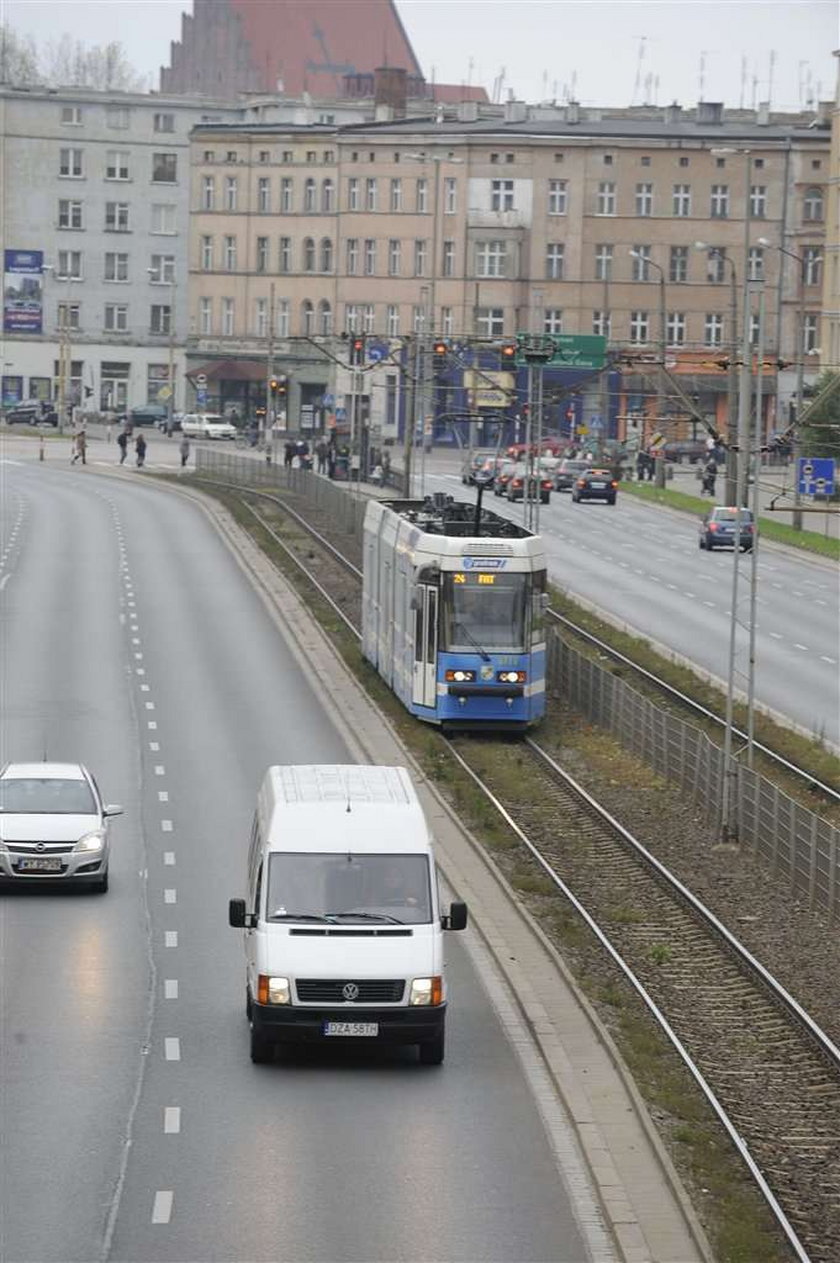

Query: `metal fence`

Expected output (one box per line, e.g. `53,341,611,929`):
197,449,840,921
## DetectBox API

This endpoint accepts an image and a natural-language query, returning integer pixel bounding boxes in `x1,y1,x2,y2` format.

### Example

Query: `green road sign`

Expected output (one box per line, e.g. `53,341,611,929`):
516,333,607,370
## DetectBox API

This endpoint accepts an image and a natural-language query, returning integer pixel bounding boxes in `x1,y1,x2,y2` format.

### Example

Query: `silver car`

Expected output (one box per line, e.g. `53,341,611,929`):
0,762,123,892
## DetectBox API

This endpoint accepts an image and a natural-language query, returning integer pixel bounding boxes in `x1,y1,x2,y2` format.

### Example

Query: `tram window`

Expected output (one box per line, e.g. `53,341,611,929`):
442,573,527,653
530,569,547,645
414,601,424,661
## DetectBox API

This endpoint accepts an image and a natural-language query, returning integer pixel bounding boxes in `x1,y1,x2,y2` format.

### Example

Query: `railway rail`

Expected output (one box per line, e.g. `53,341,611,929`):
200,475,840,1261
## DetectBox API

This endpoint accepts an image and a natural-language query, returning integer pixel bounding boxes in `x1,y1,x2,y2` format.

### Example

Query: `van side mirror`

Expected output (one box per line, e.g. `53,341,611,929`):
229,898,247,928
443,901,468,931
103,804,124,818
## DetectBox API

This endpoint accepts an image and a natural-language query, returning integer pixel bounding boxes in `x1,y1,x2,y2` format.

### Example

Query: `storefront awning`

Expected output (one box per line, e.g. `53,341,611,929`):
186,360,267,384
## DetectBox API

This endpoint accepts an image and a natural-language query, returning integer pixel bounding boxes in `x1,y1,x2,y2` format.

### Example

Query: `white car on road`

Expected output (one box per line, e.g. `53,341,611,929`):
180,413,237,440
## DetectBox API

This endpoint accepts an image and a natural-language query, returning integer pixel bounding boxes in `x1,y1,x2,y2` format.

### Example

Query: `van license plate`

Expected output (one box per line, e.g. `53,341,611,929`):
18,857,63,872
323,1021,378,1037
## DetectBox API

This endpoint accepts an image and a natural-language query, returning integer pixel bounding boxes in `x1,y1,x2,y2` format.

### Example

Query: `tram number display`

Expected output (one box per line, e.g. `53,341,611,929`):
453,572,496,586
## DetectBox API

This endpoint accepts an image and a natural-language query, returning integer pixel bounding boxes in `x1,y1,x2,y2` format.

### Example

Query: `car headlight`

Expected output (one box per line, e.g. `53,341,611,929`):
74,831,105,853
409,976,443,1006
257,974,290,1005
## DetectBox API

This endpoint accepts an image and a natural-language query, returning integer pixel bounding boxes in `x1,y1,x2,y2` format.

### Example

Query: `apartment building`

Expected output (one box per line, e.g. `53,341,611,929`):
187,99,829,442
822,52,840,374
0,85,237,416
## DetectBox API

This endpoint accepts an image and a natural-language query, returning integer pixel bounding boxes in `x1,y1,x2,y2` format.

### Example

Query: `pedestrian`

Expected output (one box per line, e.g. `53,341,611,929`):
284,441,294,468
71,428,87,465
635,449,646,482
327,447,336,480
702,456,717,498
179,435,190,468
117,428,128,464
382,449,391,485
135,432,147,468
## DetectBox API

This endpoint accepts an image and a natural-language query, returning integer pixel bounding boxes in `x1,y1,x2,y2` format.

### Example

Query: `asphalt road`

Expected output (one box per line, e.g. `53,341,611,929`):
0,457,594,1263
420,464,840,748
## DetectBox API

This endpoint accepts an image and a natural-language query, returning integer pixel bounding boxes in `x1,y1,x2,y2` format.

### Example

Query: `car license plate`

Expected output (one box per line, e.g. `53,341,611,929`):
18,857,63,872
591,481,606,488
323,1021,378,1037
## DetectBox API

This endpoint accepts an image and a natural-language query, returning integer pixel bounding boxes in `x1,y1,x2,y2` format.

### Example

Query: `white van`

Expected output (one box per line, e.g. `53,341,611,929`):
229,765,467,1065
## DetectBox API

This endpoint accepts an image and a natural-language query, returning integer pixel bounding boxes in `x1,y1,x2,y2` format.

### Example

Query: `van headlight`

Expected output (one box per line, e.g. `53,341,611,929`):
74,831,105,853
258,974,290,1005
409,976,443,1006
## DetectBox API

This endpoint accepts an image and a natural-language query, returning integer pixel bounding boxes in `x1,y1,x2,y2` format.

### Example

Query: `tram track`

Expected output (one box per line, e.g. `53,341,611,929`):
195,474,840,1259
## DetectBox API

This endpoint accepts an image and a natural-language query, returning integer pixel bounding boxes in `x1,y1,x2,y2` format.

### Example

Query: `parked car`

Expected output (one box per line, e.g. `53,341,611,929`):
493,459,518,497
554,458,590,491
461,449,498,486
157,412,182,432
119,405,168,429
571,469,618,504
3,400,58,426
698,506,755,551
506,463,552,504
662,440,707,464
179,413,237,440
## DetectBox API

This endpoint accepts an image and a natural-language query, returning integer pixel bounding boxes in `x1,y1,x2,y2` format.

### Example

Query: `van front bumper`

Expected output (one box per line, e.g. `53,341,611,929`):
252,1003,446,1045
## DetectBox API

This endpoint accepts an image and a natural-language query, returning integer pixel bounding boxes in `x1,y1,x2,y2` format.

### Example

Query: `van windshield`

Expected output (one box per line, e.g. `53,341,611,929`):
266,852,432,925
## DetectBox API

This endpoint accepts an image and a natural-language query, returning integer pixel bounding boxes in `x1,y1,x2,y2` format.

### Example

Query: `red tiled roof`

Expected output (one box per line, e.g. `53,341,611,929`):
429,84,489,104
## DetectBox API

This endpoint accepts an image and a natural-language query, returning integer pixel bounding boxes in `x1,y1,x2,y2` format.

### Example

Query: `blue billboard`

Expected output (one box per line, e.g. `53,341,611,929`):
4,249,44,333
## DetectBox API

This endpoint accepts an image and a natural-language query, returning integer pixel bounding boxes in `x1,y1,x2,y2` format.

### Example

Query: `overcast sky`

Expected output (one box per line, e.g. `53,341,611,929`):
4,0,837,109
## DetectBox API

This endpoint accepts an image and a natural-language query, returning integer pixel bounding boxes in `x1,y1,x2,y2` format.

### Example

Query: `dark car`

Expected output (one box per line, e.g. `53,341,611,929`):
554,458,590,491
662,440,707,464
506,463,552,504
4,401,58,426
571,468,618,504
698,506,755,551
121,405,168,429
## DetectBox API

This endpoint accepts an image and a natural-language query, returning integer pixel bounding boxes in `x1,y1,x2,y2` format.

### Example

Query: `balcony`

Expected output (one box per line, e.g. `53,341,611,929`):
467,208,527,230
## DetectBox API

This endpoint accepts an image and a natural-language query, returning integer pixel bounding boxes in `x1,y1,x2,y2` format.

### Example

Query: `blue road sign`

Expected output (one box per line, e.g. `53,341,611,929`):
798,457,836,497
589,414,604,432
322,393,335,409
335,406,346,422
196,387,207,407
367,342,387,363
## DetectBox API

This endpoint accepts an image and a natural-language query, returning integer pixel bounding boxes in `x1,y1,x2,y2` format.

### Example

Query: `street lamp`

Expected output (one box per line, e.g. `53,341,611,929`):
148,267,177,432
695,240,738,503
43,263,72,433
628,249,667,487
757,237,815,530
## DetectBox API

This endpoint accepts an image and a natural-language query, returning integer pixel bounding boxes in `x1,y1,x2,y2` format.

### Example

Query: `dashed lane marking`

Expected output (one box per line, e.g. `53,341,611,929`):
164,852,175,866
164,979,178,999
164,1038,180,1061
164,931,178,948
164,1108,181,1135
151,1191,173,1224
164,888,177,904
161,820,173,832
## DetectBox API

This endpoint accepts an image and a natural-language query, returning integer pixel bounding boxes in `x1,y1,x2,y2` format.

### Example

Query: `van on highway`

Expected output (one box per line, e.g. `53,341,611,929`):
229,765,468,1065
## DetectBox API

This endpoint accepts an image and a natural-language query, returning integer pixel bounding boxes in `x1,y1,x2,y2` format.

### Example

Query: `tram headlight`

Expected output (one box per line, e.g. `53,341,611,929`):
445,669,476,683
497,670,527,684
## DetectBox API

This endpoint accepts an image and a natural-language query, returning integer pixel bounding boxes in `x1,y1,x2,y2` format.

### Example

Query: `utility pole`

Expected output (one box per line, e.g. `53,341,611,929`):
167,277,177,433
265,281,276,447
746,289,766,768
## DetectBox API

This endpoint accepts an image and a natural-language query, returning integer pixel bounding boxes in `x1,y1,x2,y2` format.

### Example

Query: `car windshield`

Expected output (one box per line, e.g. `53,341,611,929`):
0,777,96,814
561,460,588,472
714,510,753,523
266,852,432,925
441,572,528,653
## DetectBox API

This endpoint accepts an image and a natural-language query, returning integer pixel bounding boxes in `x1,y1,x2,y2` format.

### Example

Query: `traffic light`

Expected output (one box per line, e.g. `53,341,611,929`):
500,341,517,362
432,339,448,367
269,376,288,397
350,335,365,366
269,377,279,393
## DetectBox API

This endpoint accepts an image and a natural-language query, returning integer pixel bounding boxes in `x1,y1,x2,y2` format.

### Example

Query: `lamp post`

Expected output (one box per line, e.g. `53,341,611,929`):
148,268,177,432
43,264,71,434
757,238,815,530
695,241,738,503
629,250,667,487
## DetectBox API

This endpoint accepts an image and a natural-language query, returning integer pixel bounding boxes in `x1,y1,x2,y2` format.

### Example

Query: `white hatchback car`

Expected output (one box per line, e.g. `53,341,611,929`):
180,413,237,440
0,762,123,892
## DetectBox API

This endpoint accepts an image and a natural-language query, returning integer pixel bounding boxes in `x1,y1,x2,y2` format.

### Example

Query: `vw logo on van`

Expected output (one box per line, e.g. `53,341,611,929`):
342,982,360,1001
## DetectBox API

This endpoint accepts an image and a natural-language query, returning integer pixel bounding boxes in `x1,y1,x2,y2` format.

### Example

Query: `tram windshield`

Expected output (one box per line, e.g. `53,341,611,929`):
441,572,528,653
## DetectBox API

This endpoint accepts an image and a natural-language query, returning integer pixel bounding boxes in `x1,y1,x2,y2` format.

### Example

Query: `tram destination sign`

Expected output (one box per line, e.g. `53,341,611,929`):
515,333,607,370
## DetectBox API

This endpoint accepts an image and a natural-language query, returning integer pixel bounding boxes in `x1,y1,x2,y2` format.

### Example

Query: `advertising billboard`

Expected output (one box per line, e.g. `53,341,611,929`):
4,249,44,334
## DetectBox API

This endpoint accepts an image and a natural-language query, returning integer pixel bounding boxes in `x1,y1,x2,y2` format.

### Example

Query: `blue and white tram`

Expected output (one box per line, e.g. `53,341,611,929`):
362,494,547,731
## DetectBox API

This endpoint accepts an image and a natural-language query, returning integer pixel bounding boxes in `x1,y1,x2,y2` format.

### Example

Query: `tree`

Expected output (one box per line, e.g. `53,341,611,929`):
45,35,147,91
801,371,840,463
0,24,40,86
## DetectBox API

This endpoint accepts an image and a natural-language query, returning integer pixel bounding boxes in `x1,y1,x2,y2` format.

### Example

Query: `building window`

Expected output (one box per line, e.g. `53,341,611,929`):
592,310,611,338
61,105,82,125
58,199,83,229
364,239,376,275
346,238,359,275
147,363,173,406
477,240,507,278
802,313,819,353
544,309,563,333
59,147,83,177
149,254,175,284
749,185,767,218
200,236,213,270
475,307,505,336
306,151,316,163
57,302,81,330
258,150,270,164
105,202,130,232
803,187,824,222
669,245,688,283
748,312,760,347
201,175,215,210
706,248,726,283
279,237,291,273
545,243,564,280
803,247,822,287
104,303,128,333
303,178,316,212
666,312,686,346
597,182,616,215
444,177,457,213
363,305,375,334
318,300,332,336
490,179,514,211
635,183,652,216
276,299,289,337
442,239,455,277
150,304,172,335
387,305,400,336
441,307,454,336
301,301,314,335
224,176,237,211
603,153,613,166
302,238,316,272
199,297,212,335
594,244,613,281
704,313,724,346
345,304,359,333
104,252,128,282
390,178,402,212
254,297,268,338
388,239,401,276
256,236,269,272
152,153,177,184
412,305,426,334
105,150,129,180
347,177,359,210
281,150,293,164
57,250,83,280
631,246,651,281
224,235,237,270
679,156,689,168
321,178,334,212
320,238,333,272
106,107,130,129
280,178,293,213
366,178,378,211
153,112,175,133
414,239,427,277
747,246,764,281
630,311,649,344
99,361,129,409
257,177,270,212
672,184,691,216
710,184,729,218
222,298,235,337
548,179,567,215
415,178,428,213
151,203,176,234
226,151,238,164
640,155,651,167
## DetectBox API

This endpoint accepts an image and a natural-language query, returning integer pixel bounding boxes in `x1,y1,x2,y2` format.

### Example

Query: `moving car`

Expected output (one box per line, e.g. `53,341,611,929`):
461,449,498,486
3,401,58,426
122,405,168,428
493,459,518,497
506,463,553,504
554,458,590,491
0,761,123,892
180,413,237,440
698,506,755,551
571,469,618,504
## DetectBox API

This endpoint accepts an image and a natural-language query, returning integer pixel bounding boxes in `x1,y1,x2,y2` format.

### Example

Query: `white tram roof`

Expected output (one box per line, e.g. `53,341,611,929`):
364,498,545,570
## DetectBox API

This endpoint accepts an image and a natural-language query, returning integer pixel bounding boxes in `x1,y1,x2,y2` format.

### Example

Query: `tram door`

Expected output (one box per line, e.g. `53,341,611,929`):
412,584,438,709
